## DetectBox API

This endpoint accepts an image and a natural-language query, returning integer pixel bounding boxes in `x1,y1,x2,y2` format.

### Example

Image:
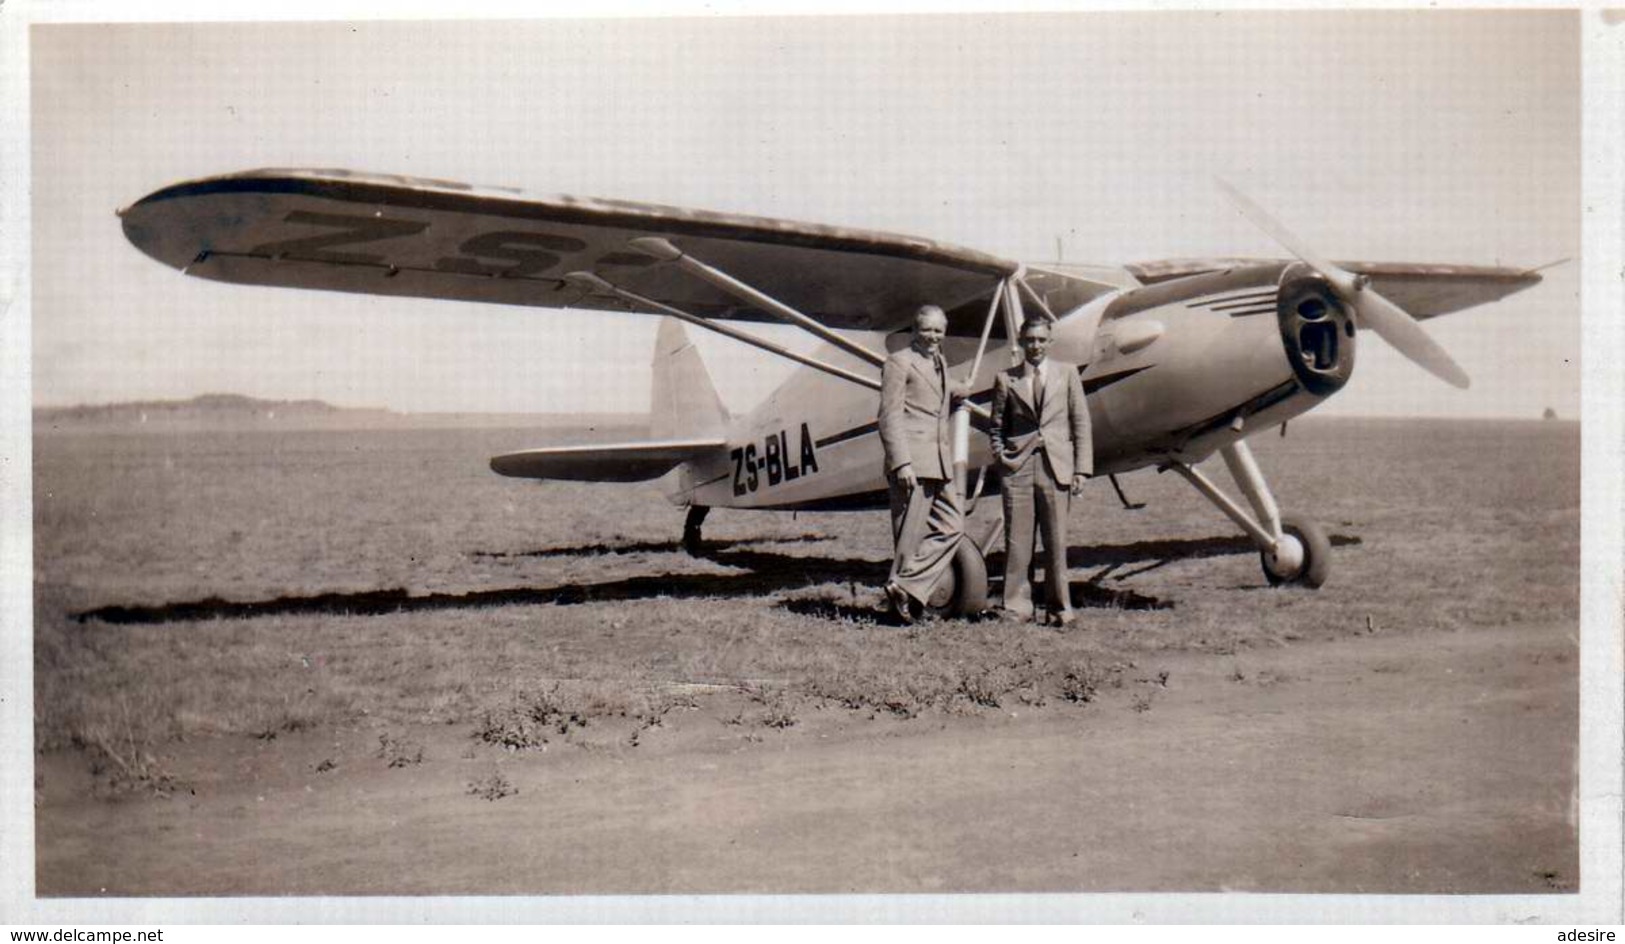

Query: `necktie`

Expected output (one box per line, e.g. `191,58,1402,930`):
1033,363,1044,415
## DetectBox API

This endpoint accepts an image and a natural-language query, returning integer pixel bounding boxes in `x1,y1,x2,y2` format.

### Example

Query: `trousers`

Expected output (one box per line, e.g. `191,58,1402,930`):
1001,453,1072,616
887,475,964,606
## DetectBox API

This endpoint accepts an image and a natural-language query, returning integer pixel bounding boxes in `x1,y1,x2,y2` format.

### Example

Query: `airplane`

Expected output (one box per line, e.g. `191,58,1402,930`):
117,168,1544,617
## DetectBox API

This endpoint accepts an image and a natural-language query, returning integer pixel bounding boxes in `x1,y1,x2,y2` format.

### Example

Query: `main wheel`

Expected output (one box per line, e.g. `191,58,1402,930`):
1261,513,1331,588
923,539,990,618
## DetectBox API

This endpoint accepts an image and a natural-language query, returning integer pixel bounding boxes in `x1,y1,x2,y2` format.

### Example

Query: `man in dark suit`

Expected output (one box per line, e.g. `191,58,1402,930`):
878,304,964,623
990,316,1092,626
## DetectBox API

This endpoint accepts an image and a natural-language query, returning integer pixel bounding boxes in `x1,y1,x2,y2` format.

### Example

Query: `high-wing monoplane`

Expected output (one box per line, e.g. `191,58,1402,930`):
119,169,1544,615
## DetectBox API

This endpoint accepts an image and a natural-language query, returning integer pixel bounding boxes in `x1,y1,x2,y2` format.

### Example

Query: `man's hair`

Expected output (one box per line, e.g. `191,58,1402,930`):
1018,316,1053,338
914,304,947,329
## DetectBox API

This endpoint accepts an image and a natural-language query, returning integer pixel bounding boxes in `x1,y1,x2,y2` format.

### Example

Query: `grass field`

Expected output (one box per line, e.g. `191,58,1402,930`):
30,415,1581,894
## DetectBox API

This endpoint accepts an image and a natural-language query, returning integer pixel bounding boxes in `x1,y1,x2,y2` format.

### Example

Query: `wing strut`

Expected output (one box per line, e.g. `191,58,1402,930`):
627,236,887,369
955,280,1011,502
963,282,1007,388
563,271,881,392
1016,272,1058,323
574,237,997,425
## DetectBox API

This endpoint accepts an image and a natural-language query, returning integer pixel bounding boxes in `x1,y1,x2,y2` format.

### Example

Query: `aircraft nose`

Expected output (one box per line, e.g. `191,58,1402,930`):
1276,264,1357,396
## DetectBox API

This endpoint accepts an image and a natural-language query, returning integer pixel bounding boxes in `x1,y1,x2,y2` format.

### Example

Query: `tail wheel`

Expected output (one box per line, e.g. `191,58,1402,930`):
1261,513,1331,588
923,539,990,618
681,505,709,557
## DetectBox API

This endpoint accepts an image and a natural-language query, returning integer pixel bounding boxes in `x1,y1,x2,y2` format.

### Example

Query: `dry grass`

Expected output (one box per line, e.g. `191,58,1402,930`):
467,768,517,802
376,731,425,767
34,418,1580,783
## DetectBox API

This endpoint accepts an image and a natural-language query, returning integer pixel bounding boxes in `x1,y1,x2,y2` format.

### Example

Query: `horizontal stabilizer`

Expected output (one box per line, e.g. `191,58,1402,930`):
490,438,726,482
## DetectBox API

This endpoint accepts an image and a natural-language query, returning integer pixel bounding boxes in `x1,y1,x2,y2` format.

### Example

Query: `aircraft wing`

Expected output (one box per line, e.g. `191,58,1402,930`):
490,438,727,482
1125,258,1541,318
120,168,1017,333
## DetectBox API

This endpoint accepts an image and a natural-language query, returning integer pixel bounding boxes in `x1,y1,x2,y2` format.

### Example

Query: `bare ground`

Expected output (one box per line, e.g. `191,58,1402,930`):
36,619,1574,896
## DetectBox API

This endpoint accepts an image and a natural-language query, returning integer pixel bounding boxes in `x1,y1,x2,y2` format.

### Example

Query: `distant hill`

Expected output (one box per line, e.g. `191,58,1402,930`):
33,394,644,434
35,394,392,432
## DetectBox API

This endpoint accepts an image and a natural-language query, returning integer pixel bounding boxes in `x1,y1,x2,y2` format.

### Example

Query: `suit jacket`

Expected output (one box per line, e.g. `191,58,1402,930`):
989,358,1092,482
878,346,953,480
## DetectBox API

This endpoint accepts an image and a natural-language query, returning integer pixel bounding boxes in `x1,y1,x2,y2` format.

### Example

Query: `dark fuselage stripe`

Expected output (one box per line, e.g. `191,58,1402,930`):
1081,364,1152,395
1202,289,1276,304
815,421,879,449
1215,298,1274,313
1166,379,1300,443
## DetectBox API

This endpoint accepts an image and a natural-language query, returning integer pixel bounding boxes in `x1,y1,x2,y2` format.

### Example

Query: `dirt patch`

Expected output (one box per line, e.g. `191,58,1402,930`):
35,621,1575,896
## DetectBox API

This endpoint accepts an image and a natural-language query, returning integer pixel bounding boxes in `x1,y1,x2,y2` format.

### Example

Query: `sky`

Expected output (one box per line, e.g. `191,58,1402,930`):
28,10,1582,419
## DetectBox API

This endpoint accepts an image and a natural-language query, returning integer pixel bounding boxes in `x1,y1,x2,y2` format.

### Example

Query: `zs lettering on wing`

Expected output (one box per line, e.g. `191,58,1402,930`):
731,424,820,497
249,211,428,265
247,211,652,276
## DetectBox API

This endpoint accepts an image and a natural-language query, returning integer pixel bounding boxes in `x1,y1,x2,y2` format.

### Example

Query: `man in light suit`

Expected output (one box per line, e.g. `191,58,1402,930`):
878,304,965,624
990,316,1092,626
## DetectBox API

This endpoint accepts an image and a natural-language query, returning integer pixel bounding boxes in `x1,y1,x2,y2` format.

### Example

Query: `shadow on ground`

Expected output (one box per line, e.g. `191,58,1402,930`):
471,535,837,559
72,533,1359,626
1074,534,1361,583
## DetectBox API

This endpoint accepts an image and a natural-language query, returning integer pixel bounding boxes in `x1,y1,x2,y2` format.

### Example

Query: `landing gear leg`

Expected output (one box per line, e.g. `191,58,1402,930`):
682,505,710,557
1167,441,1330,588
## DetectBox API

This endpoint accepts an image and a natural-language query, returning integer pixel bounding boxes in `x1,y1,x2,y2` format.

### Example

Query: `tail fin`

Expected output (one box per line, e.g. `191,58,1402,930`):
650,317,728,440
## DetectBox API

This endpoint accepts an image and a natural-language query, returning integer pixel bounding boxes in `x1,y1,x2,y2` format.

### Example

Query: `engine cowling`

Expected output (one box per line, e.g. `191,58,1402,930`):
1276,262,1356,396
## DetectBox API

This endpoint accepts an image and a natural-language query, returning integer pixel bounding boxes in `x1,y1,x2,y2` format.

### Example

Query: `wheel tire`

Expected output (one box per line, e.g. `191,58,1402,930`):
681,505,709,557
923,539,990,618
1261,514,1331,588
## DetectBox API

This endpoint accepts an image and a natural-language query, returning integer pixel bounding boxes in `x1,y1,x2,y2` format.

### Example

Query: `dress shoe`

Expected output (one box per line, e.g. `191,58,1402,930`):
885,583,914,625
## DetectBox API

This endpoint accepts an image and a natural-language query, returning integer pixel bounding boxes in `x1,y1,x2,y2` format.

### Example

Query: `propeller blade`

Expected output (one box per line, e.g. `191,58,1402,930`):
1214,177,1470,389
1349,285,1472,389
1214,178,1360,294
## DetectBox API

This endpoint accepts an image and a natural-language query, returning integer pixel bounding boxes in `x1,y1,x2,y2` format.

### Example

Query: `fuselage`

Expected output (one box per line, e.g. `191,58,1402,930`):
670,261,1355,511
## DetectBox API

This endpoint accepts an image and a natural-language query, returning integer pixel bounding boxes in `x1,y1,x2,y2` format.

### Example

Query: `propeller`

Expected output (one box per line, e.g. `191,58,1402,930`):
1215,178,1470,389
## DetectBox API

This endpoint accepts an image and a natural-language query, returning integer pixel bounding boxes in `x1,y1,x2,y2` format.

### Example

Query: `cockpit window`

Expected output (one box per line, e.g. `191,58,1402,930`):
937,267,1121,338
1023,267,1122,319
